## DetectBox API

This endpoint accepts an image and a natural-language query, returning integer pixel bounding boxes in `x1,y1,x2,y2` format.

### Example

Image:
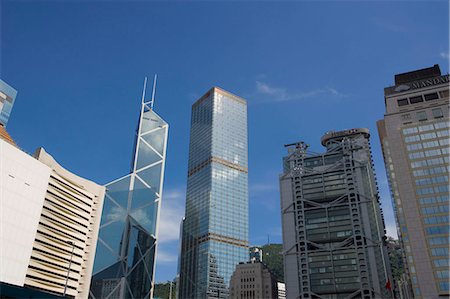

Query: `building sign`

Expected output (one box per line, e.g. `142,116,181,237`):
387,74,449,95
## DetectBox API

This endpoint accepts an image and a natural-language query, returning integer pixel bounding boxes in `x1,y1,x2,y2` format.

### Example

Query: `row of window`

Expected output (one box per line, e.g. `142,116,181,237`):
416,185,449,195
402,121,449,135
436,270,449,279
415,175,449,186
433,259,449,267
424,215,449,224
407,139,449,151
411,156,449,169
397,92,440,107
409,148,449,160
405,131,449,143
422,204,450,215
439,281,449,292
432,247,449,256
428,237,450,245
426,225,450,235
413,166,449,177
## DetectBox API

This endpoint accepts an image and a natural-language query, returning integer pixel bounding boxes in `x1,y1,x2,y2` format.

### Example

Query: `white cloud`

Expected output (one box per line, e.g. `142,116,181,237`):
156,250,179,263
440,51,450,60
255,81,346,103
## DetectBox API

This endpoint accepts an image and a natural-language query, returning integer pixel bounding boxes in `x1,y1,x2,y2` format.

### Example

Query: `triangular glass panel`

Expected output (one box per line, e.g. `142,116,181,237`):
135,140,161,171
100,196,123,227
136,163,162,194
96,220,127,264
131,177,158,210
141,128,166,156
105,175,132,208
140,110,167,134
130,202,158,235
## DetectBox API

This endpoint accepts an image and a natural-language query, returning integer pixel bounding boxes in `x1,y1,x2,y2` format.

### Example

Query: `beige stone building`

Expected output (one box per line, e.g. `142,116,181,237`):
229,261,278,299
378,64,449,298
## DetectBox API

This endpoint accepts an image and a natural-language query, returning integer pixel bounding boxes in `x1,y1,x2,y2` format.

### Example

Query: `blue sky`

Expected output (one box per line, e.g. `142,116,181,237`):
2,0,448,283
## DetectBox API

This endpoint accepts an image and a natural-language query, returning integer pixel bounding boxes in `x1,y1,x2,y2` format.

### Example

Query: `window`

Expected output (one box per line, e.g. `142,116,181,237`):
433,259,449,267
417,111,427,121
432,108,444,119
398,99,409,106
439,90,449,99
424,92,439,101
403,127,418,135
439,282,449,292
436,270,449,279
401,114,411,121
432,247,449,256
410,96,424,104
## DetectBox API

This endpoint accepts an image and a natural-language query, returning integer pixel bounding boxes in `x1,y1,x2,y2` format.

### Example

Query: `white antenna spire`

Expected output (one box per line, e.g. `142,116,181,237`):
141,76,148,105
150,74,157,110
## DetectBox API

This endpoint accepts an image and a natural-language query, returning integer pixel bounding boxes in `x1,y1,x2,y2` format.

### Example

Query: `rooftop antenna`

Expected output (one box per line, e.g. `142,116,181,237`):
150,74,157,110
141,77,148,105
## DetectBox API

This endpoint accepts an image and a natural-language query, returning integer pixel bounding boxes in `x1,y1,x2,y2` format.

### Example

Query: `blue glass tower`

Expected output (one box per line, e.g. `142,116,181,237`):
178,87,249,299
89,77,168,299
0,79,18,127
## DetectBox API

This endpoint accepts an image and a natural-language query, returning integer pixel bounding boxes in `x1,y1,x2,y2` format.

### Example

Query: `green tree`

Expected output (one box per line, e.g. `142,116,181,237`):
261,243,284,282
153,280,176,299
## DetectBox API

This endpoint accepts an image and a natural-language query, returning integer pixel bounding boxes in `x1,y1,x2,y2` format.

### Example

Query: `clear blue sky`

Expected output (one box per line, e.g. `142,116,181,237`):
2,0,448,283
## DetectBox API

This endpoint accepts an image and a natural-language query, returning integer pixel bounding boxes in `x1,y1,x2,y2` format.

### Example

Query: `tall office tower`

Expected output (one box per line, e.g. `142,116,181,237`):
178,87,249,299
90,78,168,299
280,129,392,299
1,144,105,299
377,64,449,298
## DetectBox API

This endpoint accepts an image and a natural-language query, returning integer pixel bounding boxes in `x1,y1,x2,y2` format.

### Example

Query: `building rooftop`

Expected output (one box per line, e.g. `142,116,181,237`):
0,125,16,146
394,64,441,85
321,128,370,146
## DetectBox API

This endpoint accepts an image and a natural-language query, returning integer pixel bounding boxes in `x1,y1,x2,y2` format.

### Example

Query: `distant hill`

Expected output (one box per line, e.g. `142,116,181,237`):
261,243,284,282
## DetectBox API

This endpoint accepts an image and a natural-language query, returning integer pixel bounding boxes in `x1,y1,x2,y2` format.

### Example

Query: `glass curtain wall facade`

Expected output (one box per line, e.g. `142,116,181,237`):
280,129,392,299
178,87,248,299
89,81,168,299
0,79,18,127
377,64,449,298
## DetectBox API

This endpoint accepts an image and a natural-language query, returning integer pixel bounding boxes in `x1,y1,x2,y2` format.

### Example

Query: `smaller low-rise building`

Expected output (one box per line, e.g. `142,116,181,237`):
229,261,278,299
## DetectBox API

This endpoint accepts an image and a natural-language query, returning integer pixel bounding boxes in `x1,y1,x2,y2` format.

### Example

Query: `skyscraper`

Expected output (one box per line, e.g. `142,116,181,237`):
89,78,168,299
178,87,249,299
377,64,449,298
280,129,392,299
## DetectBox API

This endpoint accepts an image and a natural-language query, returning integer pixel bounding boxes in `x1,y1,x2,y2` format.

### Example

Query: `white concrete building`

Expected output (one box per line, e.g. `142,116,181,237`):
0,137,105,298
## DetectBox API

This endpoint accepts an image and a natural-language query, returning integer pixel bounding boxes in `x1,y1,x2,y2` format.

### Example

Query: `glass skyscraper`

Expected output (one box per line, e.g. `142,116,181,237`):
89,79,168,299
0,79,17,127
178,87,249,299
